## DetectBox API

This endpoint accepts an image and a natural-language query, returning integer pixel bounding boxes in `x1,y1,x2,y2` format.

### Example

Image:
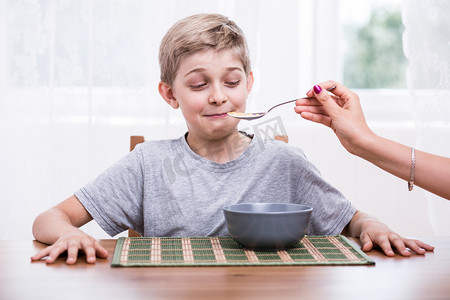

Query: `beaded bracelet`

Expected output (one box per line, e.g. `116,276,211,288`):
408,147,415,191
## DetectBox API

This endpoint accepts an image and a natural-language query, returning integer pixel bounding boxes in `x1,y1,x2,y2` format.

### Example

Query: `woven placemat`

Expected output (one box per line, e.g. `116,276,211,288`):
111,235,375,267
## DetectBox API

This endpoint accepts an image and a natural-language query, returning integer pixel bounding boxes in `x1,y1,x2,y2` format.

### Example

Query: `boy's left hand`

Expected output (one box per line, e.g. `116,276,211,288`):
349,211,435,256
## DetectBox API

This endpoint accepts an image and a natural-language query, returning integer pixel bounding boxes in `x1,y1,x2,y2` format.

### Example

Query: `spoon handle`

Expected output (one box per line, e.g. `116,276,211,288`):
266,85,336,114
265,99,298,114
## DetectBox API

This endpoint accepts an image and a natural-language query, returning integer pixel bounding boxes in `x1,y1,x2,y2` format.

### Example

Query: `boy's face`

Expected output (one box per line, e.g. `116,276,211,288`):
160,49,253,141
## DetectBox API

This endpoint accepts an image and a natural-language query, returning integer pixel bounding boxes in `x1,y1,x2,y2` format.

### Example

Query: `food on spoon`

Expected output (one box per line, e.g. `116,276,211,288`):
227,112,264,117
228,112,248,116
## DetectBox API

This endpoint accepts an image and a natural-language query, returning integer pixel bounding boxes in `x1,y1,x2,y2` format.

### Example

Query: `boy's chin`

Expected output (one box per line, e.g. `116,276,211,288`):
205,126,240,140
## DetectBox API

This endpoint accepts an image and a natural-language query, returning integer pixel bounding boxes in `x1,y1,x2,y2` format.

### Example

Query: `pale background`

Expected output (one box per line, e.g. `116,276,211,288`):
1,0,449,240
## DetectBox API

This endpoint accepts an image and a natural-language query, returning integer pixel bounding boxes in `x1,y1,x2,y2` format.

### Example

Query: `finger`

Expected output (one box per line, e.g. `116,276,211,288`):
45,245,68,264
308,80,352,99
359,233,374,252
404,241,426,255
390,236,411,257
306,80,339,97
31,247,52,261
295,97,321,106
415,240,435,251
95,241,110,259
85,247,97,264
81,239,97,264
375,236,396,257
404,239,434,255
294,105,327,115
311,84,342,116
299,112,332,128
66,242,80,265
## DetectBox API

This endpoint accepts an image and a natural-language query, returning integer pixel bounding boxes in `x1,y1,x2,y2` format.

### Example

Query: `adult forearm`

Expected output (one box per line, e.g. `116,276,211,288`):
353,133,450,200
353,134,411,181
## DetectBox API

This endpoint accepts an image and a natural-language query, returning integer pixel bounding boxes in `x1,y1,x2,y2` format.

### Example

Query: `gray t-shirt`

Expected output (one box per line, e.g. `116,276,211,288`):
75,134,356,237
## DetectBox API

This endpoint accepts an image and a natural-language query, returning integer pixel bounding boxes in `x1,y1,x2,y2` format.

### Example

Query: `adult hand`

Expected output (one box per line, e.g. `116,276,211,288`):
31,228,109,264
294,80,374,156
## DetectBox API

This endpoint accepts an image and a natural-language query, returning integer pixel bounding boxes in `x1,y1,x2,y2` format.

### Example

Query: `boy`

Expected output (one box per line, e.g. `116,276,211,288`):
31,13,433,264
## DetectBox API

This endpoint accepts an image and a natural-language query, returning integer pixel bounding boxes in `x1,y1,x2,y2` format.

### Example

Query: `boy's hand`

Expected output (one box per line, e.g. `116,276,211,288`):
357,218,434,257
31,229,109,264
347,210,435,257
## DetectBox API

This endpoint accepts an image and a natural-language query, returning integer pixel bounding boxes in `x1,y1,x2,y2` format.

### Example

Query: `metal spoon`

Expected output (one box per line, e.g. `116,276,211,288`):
228,86,336,120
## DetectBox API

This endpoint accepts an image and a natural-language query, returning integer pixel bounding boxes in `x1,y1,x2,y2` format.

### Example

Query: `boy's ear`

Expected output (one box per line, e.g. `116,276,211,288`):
159,81,179,109
246,71,254,94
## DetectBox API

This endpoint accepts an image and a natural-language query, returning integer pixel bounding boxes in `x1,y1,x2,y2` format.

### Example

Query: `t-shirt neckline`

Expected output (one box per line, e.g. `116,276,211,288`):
177,131,257,171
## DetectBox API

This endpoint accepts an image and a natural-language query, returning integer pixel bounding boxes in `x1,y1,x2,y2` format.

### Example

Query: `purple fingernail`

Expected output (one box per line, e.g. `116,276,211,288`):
313,85,322,94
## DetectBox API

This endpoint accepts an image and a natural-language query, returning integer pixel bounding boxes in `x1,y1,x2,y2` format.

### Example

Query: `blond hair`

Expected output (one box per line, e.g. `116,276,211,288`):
159,13,251,86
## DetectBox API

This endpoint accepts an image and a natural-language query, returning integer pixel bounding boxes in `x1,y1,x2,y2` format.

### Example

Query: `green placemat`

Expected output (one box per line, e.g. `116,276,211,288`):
111,235,375,267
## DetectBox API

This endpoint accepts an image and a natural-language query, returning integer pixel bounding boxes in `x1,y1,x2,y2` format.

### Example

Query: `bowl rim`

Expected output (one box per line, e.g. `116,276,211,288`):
223,203,313,215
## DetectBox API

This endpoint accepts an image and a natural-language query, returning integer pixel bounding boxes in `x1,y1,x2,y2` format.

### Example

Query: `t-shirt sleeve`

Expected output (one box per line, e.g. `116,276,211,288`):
299,167,356,236
287,146,356,235
75,144,145,236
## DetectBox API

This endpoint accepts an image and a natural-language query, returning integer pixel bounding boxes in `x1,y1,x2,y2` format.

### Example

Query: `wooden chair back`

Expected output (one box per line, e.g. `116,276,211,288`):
128,136,145,237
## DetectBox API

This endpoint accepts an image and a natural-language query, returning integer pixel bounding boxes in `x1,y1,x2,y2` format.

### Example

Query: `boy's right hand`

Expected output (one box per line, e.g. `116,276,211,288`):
31,228,109,264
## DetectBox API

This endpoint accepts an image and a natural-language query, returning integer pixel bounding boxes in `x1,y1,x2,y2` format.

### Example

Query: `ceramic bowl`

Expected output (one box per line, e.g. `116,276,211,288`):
223,203,313,250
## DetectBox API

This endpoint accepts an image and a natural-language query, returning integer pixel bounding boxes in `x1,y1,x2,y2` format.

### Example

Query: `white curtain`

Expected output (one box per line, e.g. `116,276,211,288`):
403,0,450,235
2,0,447,240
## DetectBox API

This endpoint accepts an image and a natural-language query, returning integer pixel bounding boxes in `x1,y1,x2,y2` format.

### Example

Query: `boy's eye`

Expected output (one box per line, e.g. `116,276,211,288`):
190,83,207,90
226,80,240,87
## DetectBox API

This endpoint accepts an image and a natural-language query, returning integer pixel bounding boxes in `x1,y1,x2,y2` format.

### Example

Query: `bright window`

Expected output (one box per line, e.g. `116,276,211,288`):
341,0,406,89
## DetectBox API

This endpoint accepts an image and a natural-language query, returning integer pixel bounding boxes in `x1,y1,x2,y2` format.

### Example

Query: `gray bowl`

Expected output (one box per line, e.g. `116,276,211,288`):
223,203,313,250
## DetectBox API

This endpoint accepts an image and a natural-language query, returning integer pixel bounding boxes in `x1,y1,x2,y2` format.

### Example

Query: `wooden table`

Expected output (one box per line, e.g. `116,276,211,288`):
1,237,449,300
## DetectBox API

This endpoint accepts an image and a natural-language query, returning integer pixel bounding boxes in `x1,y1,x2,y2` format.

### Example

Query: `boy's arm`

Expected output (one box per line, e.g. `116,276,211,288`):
31,195,109,264
344,210,434,257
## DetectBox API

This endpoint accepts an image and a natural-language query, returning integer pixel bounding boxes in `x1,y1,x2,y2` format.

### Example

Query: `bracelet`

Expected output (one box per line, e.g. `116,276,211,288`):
408,147,415,191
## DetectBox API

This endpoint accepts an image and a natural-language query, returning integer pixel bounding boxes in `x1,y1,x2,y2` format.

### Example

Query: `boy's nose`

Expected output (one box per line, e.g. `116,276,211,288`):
209,86,228,105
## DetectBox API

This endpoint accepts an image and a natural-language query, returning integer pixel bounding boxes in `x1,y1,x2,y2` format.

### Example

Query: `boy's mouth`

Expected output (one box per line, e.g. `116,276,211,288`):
205,113,229,119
